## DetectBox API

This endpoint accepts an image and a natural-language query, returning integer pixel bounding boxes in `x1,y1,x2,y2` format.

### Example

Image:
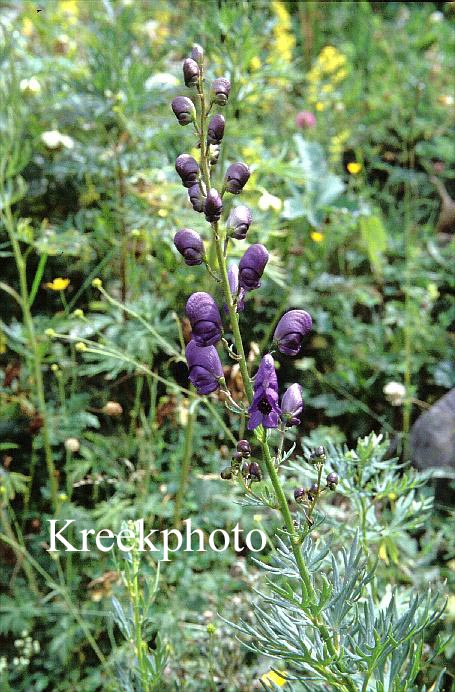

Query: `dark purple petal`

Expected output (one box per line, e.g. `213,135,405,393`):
188,183,204,212
253,354,278,393
191,44,204,64
224,264,245,313
186,292,222,347
175,154,200,188
211,77,231,106
174,229,204,266
281,383,304,425
228,205,252,240
183,58,199,87
224,162,250,194
238,244,269,291
204,188,223,223
185,340,223,394
273,310,312,356
248,386,281,430
207,114,225,145
171,96,196,126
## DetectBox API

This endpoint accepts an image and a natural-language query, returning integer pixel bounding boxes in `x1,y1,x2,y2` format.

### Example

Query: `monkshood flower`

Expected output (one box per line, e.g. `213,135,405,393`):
273,309,312,356
248,354,281,430
186,292,222,347
175,154,199,188
207,114,225,145
228,205,252,240
171,96,196,126
174,229,205,266
224,162,250,194
191,43,204,63
188,183,204,212
185,340,224,394
183,58,199,87
211,77,231,106
281,383,303,426
227,264,245,312
239,244,269,291
204,188,223,222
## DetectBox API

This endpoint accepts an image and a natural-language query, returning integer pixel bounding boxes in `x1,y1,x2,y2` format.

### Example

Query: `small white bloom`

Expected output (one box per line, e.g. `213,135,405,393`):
41,130,74,150
20,76,41,94
258,190,282,212
430,11,444,23
383,381,406,406
64,437,80,453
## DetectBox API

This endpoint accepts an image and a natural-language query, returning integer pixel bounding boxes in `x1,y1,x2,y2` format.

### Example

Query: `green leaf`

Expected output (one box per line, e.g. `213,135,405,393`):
359,214,388,280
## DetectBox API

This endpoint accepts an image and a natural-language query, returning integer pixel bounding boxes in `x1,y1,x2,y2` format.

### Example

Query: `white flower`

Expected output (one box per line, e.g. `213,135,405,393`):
41,130,74,150
64,437,80,453
258,190,282,211
20,76,41,95
383,381,406,406
430,11,444,23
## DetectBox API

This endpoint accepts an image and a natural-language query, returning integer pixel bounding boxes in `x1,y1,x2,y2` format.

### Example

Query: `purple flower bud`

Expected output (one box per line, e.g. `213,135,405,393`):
227,264,245,312
185,340,224,394
188,183,204,212
174,229,205,266
204,188,223,223
224,162,250,194
326,472,339,490
248,354,281,430
294,487,306,503
186,292,222,347
281,383,304,426
211,77,231,106
248,462,262,481
207,114,225,145
191,43,204,64
171,96,196,126
236,439,251,457
175,154,200,188
238,244,269,291
273,310,313,356
183,58,199,88
228,205,252,240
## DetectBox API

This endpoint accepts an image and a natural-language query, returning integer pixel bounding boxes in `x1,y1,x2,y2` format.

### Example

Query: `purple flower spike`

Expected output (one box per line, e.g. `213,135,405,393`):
224,162,250,194
211,77,231,106
226,264,245,313
174,229,205,266
207,114,225,145
228,205,252,240
186,292,222,347
239,244,269,291
185,340,224,395
248,354,281,430
281,383,304,426
188,183,204,212
175,154,200,188
183,58,199,88
191,44,204,64
171,96,196,126
204,188,223,223
273,310,313,356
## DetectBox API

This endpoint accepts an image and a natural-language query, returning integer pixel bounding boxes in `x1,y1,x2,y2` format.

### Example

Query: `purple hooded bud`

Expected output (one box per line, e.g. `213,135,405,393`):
175,154,200,188
204,188,223,223
281,383,304,426
188,183,204,212
224,162,250,194
248,354,281,430
174,229,205,266
238,244,269,291
185,340,224,395
226,264,245,313
273,309,313,356
207,114,225,145
171,96,196,126
183,58,199,88
211,77,231,106
186,292,222,347
191,43,204,64
228,205,252,240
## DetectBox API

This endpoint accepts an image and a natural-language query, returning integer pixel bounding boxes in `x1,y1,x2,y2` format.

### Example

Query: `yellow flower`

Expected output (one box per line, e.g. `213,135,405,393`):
347,162,362,175
311,231,324,243
158,208,168,218
45,277,70,291
315,102,325,112
258,191,282,212
261,669,287,688
249,56,262,71
378,542,389,565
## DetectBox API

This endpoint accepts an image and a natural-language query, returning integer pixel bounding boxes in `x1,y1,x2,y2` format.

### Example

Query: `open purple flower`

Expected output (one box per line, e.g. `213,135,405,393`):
185,340,224,394
226,264,245,313
228,205,252,240
188,183,204,212
186,292,222,347
175,154,199,188
211,77,231,106
248,354,281,430
171,97,196,126
183,58,199,88
224,162,250,194
174,229,205,266
281,383,304,426
273,309,312,356
207,114,225,145
204,188,223,223
239,244,269,291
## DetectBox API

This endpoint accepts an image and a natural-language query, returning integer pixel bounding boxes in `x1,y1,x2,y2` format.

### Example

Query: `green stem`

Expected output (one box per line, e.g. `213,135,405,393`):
173,402,197,528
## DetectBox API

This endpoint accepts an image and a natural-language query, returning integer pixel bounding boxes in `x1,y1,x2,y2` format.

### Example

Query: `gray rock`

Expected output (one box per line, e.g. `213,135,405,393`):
410,388,455,471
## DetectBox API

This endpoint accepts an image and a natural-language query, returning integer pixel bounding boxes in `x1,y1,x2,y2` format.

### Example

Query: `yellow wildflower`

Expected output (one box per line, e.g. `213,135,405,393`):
45,277,70,291
311,231,324,243
315,102,325,112
261,669,287,688
378,542,389,565
270,1,295,64
249,56,262,71
347,162,362,175
22,17,34,36
158,208,168,218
